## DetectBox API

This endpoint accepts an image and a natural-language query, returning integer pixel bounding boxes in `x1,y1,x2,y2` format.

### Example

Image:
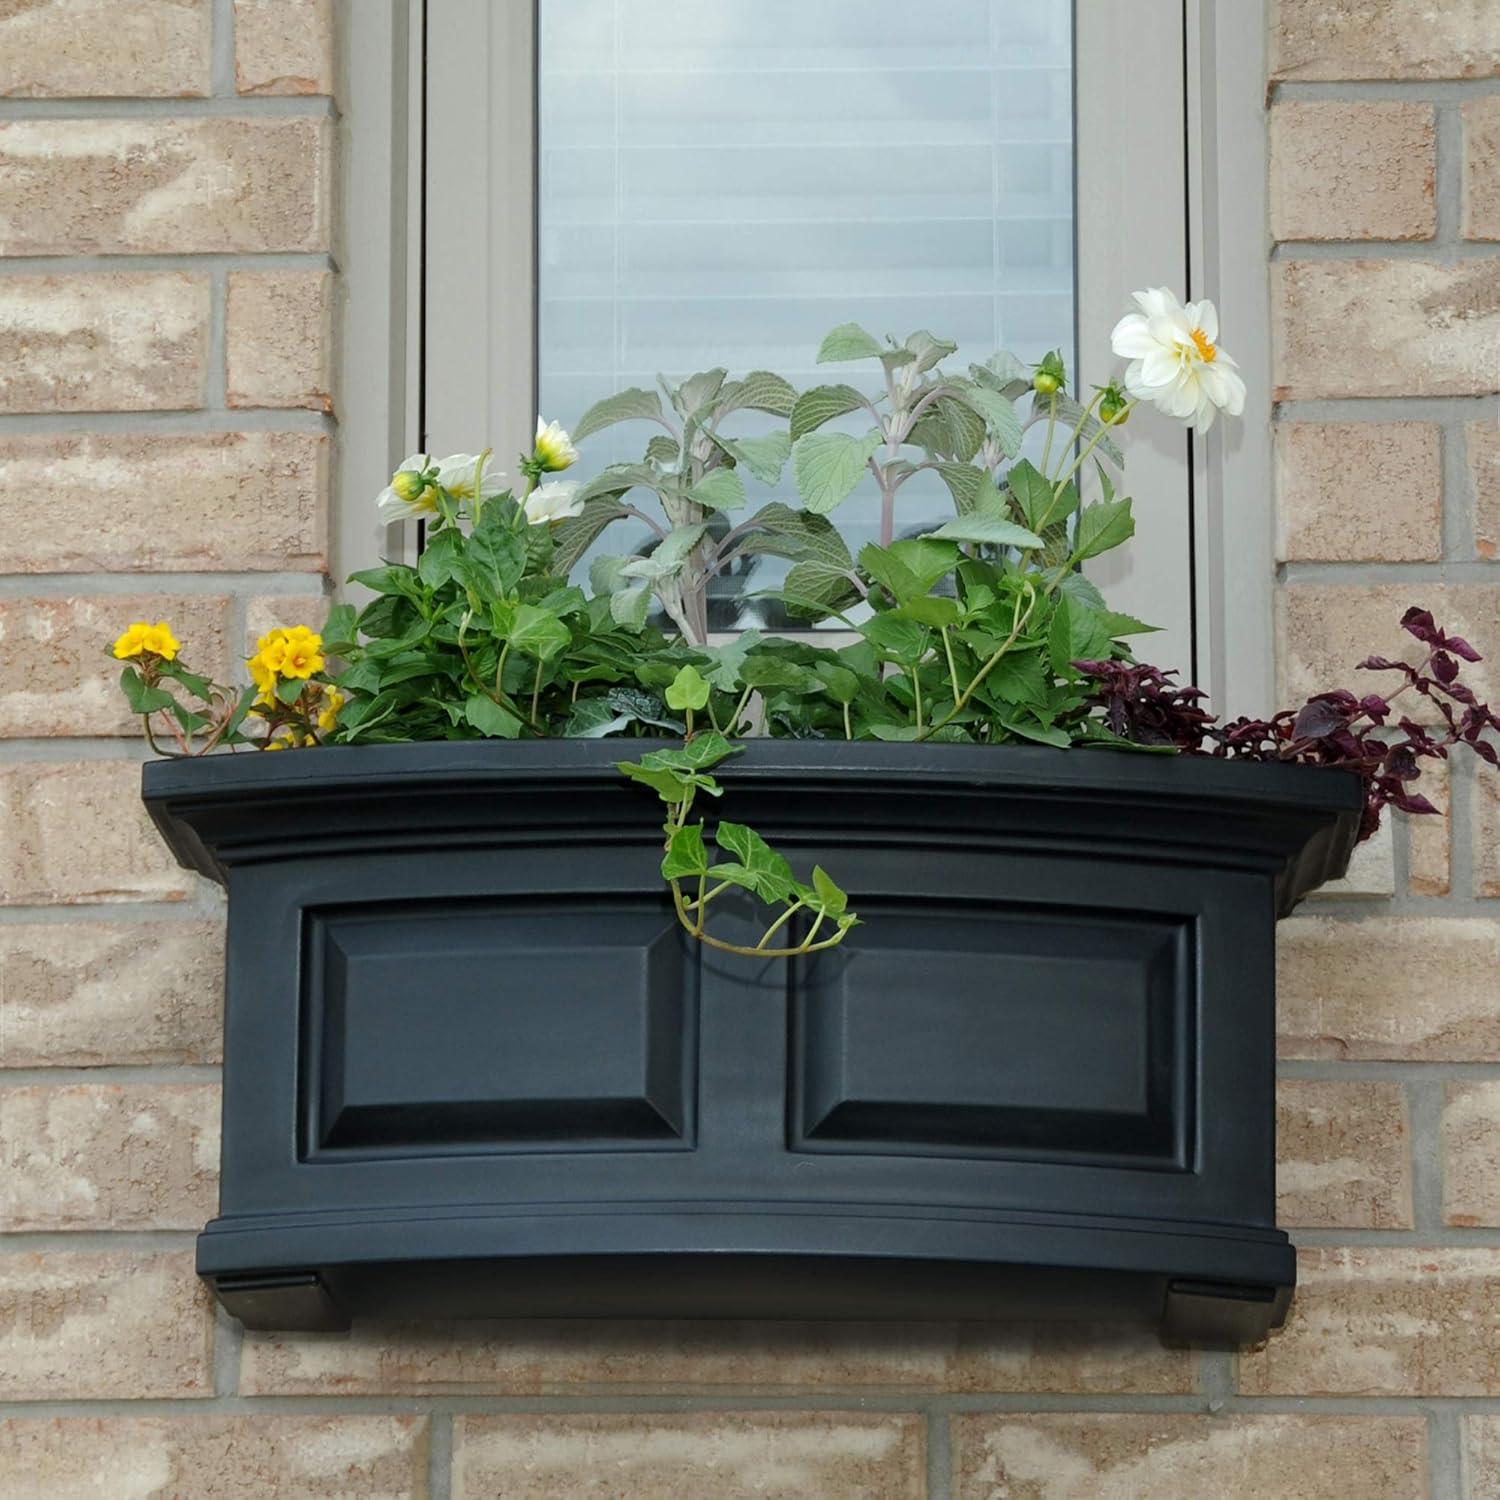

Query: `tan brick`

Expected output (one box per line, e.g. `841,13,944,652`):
0,595,230,738
1482,770,1500,897
0,1251,211,1400
0,920,222,1066
0,1415,426,1500
0,0,210,99
1276,1080,1412,1229
1273,260,1500,399
235,0,335,96
951,1413,1426,1500
242,1319,1190,1398
1270,101,1434,242
1444,1082,1500,1227
1278,916,1500,1060
1464,95,1500,241
1278,583,1498,719
453,1412,923,1500
0,761,193,906
1468,1417,1500,1500
1307,816,1393,899
227,269,335,411
1241,1246,1500,1395
0,432,328,573
0,118,332,256
1406,755,1450,896
1472,418,1500,560
1,1084,218,1231
1275,421,1441,562
0,273,208,414
1271,0,1500,81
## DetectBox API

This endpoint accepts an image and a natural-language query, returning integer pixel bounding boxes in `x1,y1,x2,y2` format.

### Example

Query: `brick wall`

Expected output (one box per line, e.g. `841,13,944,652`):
0,2,1497,1497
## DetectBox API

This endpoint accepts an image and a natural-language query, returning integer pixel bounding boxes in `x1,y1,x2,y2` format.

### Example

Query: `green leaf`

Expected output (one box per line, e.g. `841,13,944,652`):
552,497,629,575
622,522,708,580
781,559,861,621
465,510,528,596
792,430,882,515
925,514,1044,549
609,585,651,632
664,665,711,712
1004,459,1069,534
417,527,463,588
572,387,665,442
1097,610,1160,637
275,675,308,706
606,686,685,734
814,663,859,704
714,431,792,486
955,384,1023,456
617,760,696,802
672,367,728,421
903,330,958,374
118,667,175,716
1041,391,1125,467
704,630,761,692
686,467,746,512
348,564,424,600
908,395,985,462
810,865,849,917
790,383,870,441
716,370,797,418
736,503,853,570
507,603,570,661
971,352,1032,400
859,613,930,666
320,602,357,653
639,732,740,772
857,542,922,603
661,822,711,881
985,649,1049,707
891,594,960,628
712,821,797,903
563,699,634,738
463,693,523,738
933,462,990,514
817,322,885,363
577,463,663,506
1073,498,1136,561
887,537,961,592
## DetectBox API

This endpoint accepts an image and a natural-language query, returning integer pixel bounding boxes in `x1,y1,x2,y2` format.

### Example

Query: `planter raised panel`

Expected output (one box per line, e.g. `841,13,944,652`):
144,741,1360,1344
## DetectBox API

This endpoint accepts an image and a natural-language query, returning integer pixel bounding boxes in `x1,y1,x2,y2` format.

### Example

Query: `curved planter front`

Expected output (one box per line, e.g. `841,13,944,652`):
143,740,1360,1344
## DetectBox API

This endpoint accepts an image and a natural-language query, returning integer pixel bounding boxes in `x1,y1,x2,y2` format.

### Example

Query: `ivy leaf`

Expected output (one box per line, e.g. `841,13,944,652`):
686,467,746,513
810,865,850,918
572,387,665,442
817,322,885,363
508,603,570,661
463,694,523,738
711,820,797,903
1073,498,1136,561
661,822,711,881
640,732,740,772
704,630,761,692
664,664,711,712
563,699,635,738
605,685,685,734
792,430,882,515
791,383,870,441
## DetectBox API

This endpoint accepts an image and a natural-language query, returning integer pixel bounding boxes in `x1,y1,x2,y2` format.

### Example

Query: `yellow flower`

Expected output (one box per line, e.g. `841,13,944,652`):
247,652,278,707
533,417,578,472
316,687,345,734
277,626,324,680
113,620,181,661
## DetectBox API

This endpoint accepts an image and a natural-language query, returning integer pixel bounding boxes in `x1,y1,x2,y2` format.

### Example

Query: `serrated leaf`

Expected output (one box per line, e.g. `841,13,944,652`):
644,434,680,466
781,559,861,621
934,461,988,514
464,694,523,738
717,369,797,418
577,463,663,506
621,522,708,581
686,467,746,512
817,322,885,363
1073,498,1135,561
672,367,727,420
909,395,985,462
739,502,854,569
609,585,651,631
858,542,923,603
713,430,792,486
955,384,1023,456
790,383,870,441
792,430,882,515
903,330,958,374
545,496,628,576
925,515,1044,549
572,387,665,442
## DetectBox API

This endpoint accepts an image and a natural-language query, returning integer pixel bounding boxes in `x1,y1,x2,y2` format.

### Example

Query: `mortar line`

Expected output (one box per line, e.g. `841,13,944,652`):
1279,559,1500,585
1289,1227,1500,1248
1434,101,1464,250
210,0,236,97
0,98,334,120
1269,240,1492,263
0,893,224,923
1198,1351,1235,1412
1451,752,1481,901
0,254,334,275
1431,1405,1466,1500
1441,416,1476,562
1271,80,1500,104
428,1411,454,1500
0,410,336,436
1278,1061,1500,1084
925,1410,952,1500
0,572,327,597
206,266,228,410
1404,1076,1449,1232
213,1305,244,1399
0,1231,198,1254
0,1066,222,1086
1275,396,1500,422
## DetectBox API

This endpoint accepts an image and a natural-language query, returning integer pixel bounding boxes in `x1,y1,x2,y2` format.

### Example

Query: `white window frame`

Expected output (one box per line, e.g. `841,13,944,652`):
337,0,1273,716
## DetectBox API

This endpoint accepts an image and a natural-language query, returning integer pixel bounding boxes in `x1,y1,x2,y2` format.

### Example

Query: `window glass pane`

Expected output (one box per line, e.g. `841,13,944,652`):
537,0,1075,627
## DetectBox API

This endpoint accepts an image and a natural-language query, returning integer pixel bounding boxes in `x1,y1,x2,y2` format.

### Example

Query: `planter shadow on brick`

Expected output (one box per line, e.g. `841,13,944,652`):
142,740,1360,1346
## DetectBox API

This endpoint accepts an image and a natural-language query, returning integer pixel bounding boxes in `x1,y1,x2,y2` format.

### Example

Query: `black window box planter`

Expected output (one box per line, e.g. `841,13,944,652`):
143,740,1360,1345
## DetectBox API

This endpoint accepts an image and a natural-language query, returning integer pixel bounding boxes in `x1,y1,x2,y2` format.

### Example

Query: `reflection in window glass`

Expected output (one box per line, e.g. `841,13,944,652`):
537,0,1075,626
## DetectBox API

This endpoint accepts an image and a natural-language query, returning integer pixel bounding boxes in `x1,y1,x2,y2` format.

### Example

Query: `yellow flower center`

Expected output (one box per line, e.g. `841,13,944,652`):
1190,327,1217,363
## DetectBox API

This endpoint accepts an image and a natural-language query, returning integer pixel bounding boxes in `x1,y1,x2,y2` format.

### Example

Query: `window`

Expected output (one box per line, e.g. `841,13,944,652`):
340,1,1274,712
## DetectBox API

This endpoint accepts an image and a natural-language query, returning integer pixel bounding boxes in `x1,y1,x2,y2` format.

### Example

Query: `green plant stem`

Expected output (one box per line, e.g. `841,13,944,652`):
1050,392,1132,502
731,685,754,734
842,701,852,741
755,899,805,951
530,659,544,728
668,882,849,959
495,639,511,700
940,626,962,707
917,588,1037,742
910,666,923,731
1039,390,1058,473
